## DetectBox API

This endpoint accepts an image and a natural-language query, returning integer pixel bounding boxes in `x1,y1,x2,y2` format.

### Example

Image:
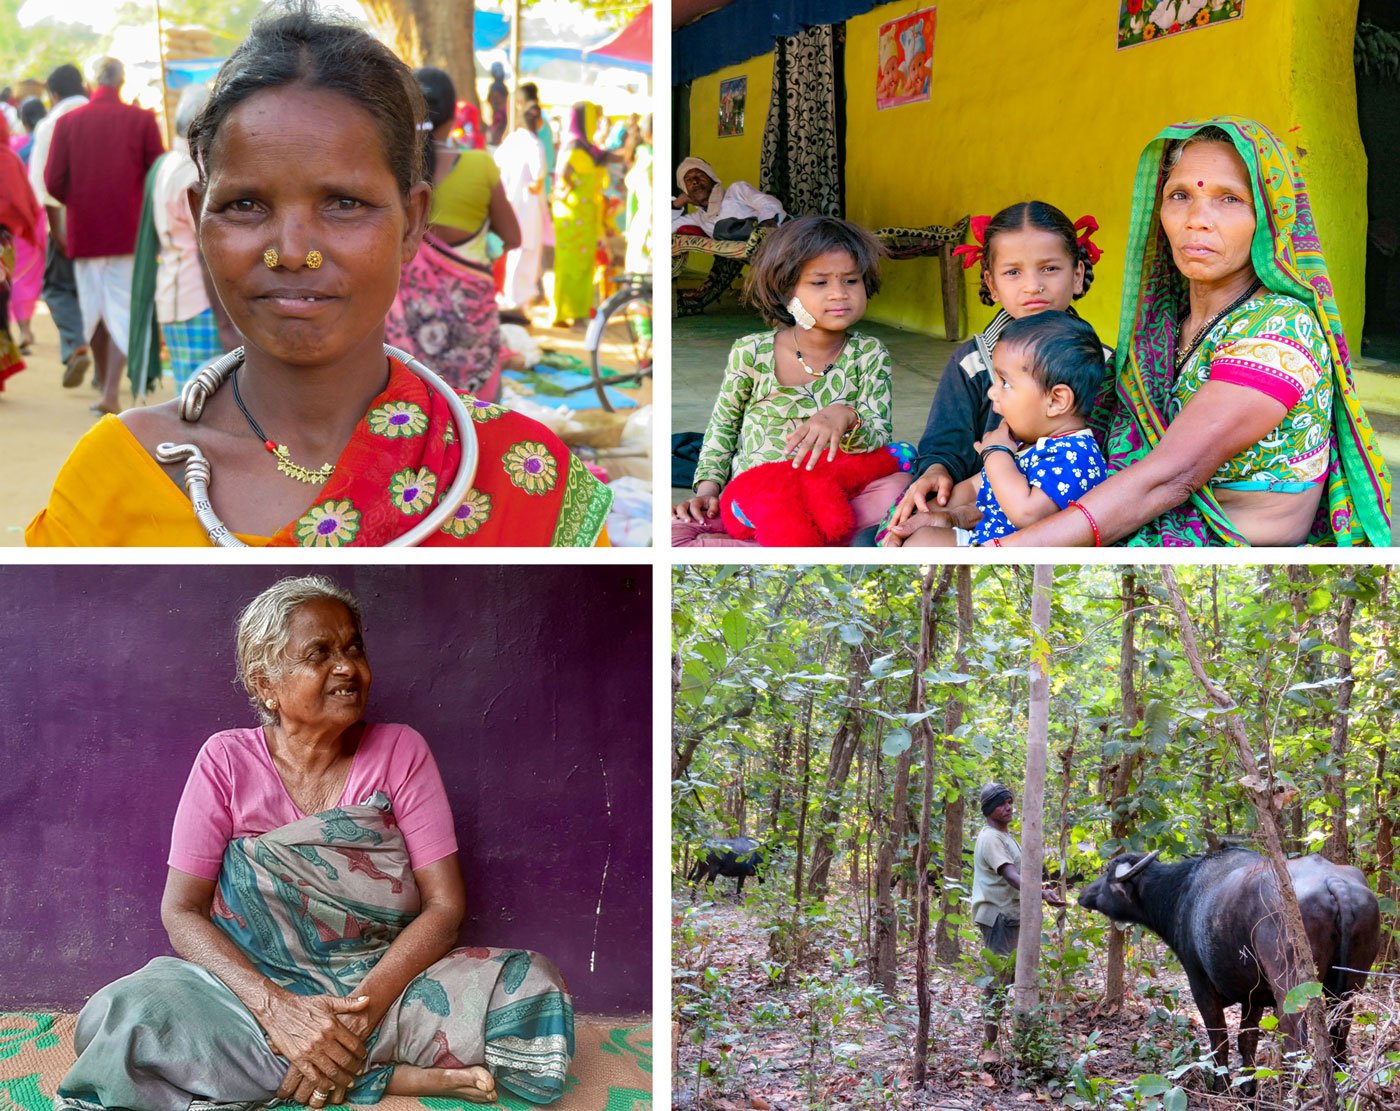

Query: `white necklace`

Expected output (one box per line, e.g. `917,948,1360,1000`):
156,344,478,547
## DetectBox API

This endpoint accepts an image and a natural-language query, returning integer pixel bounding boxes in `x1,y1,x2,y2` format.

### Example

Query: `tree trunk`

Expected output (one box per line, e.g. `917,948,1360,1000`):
1323,594,1356,864
768,723,793,835
1161,569,1338,1108
875,570,949,998
911,568,942,1087
935,566,972,965
1104,569,1143,1007
361,0,481,115
1012,565,1053,1020
807,644,873,901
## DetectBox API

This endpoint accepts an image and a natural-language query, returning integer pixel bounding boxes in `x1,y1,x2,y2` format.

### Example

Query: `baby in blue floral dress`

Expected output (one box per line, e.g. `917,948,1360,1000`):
883,311,1108,546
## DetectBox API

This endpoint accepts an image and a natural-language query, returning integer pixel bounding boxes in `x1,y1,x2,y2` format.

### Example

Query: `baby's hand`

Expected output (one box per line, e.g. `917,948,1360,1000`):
974,423,1018,454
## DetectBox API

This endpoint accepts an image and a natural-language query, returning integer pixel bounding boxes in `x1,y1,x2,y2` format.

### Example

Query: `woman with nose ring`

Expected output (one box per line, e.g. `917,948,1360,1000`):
26,1,612,547
998,116,1389,547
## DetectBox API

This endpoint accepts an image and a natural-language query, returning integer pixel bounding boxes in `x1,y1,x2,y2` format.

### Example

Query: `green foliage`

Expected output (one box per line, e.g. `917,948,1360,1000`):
673,563,1400,1101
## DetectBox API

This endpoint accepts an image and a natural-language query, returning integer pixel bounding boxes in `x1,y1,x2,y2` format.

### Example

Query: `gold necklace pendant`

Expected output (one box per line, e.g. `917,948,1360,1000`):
269,443,334,485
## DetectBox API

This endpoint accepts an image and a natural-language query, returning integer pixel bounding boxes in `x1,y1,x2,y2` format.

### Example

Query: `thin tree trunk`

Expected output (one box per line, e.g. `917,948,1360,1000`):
935,566,973,965
1012,565,1053,1019
769,723,793,835
873,575,947,993
1161,568,1338,1107
1323,594,1356,863
1104,569,1142,1007
911,566,941,1086
807,644,873,901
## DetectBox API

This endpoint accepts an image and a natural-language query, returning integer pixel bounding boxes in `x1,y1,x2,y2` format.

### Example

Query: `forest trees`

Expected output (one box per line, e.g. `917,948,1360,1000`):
672,564,1398,1106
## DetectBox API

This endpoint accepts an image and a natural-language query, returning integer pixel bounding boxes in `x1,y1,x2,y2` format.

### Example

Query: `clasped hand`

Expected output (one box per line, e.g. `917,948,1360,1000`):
263,990,373,1106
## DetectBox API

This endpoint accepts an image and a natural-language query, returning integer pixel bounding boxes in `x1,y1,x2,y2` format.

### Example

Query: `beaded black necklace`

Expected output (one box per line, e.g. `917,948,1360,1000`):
1174,279,1262,372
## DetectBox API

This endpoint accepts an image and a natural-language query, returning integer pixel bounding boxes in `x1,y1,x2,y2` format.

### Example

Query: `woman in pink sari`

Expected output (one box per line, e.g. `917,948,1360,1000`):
3,112,43,354
384,67,520,402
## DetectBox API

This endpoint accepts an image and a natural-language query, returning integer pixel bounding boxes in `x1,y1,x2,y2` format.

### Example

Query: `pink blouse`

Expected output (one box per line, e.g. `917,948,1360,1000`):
169,722,458,880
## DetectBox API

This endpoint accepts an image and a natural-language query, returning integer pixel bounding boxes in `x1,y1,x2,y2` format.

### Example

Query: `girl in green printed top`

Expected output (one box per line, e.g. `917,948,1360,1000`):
672,216,907,547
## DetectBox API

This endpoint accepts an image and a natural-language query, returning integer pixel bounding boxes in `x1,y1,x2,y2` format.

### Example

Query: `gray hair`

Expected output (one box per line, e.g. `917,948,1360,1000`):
1162,123,1235,174
92,57,124,89
174,83,210,139
235,575,363,724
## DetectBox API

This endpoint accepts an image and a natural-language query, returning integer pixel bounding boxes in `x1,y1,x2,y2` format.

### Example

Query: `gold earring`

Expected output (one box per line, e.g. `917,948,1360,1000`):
264,698,277,711
263,248,279,269
305,249,323,269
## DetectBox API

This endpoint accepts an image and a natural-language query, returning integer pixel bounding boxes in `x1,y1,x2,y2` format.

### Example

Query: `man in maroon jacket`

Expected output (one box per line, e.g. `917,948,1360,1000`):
45,57,164,415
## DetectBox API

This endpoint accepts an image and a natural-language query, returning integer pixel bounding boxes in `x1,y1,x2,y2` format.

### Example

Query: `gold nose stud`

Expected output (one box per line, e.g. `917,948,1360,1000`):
306,249,323,270
263,248,279,269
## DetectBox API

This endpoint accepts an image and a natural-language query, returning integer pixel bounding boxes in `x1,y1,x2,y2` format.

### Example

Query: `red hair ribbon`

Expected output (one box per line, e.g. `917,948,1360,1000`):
951,213,991,270
1074,215,1103,265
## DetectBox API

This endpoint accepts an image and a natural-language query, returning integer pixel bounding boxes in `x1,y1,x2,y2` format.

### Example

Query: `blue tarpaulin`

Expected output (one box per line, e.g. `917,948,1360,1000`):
475,10,510,50
519,43,652,74
672,0,883,84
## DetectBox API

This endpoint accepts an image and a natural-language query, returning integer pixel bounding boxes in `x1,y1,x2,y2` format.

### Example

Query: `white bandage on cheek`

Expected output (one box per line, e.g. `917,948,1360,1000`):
787,296,817,330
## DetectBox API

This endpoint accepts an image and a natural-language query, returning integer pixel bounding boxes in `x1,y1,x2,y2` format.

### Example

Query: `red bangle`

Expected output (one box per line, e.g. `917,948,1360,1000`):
1068,500,1101,547
989,538,1003,547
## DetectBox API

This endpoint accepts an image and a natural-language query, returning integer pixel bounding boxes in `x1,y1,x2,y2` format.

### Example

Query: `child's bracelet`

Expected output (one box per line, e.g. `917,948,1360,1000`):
1067,499,1102,547
979,445,1015,465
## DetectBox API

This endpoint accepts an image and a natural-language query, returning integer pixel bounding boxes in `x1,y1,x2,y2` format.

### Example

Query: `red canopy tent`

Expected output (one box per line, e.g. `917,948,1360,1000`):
584,4,652,66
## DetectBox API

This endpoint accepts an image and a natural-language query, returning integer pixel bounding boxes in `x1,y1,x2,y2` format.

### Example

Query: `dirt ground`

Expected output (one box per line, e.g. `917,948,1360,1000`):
672,896,1400,1110
0,304,649,546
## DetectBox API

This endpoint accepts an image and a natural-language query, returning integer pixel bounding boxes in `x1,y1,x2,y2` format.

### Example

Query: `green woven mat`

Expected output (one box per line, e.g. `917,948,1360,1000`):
0,1013,650,1111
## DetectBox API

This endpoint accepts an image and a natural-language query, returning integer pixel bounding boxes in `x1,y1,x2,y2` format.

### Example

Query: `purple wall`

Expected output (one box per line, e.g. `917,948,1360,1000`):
0,565,650,1015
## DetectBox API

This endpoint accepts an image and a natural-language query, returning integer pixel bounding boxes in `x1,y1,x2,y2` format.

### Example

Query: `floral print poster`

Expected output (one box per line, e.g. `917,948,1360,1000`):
1117,0,1244,50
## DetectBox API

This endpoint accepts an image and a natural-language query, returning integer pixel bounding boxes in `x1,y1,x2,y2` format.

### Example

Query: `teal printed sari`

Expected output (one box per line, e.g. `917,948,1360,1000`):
57,793,574,1109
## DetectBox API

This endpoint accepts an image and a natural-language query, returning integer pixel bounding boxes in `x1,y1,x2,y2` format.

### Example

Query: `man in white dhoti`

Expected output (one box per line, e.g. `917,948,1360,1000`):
494,102,548,310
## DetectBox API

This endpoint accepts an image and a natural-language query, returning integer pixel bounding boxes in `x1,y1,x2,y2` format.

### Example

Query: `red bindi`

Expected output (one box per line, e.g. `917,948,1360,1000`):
1197,180,1204,187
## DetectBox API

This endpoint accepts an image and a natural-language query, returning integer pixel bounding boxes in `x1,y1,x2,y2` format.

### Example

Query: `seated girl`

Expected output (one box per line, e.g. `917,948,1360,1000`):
886,200,1106,536
672,216,909,547
884,311,1108,546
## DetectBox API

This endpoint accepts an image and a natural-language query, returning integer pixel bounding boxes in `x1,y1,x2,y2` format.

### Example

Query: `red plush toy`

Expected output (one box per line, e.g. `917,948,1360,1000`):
719,448,900,546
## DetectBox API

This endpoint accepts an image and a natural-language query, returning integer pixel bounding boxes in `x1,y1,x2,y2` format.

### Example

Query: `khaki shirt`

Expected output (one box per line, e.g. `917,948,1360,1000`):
971,826,1021,927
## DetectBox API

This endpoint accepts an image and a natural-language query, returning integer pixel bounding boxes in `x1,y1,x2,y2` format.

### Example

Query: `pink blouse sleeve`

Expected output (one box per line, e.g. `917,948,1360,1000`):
168,738,235,880
388,726,459,871
1208,334,1323,411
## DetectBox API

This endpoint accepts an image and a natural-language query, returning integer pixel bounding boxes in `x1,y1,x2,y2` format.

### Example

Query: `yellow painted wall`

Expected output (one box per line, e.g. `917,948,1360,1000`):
680,1,1366,345
686,57,774,192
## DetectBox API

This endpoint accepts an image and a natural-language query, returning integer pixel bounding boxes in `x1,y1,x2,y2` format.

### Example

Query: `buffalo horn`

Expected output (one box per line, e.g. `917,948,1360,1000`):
1113,849,1161,882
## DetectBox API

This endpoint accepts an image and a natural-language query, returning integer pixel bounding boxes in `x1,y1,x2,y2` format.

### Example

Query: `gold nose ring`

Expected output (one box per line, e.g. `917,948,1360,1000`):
305,249,323,270
262,248,278,269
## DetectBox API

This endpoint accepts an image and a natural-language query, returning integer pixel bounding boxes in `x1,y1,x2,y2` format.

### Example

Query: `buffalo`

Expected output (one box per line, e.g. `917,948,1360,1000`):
688,836,764,898
1079,848,1379,1089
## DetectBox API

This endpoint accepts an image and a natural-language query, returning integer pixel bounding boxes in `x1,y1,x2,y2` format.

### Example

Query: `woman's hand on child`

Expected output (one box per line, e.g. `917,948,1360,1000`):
884,505,977,545
674,482,723,523
785,406,856,470
890,466,954,526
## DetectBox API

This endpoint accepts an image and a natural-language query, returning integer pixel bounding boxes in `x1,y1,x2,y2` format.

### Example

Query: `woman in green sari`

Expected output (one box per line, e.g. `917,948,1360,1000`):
1002,116,1390,547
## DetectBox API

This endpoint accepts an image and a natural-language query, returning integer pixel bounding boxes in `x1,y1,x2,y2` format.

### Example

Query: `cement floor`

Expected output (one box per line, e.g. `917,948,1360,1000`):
671,301,1400,545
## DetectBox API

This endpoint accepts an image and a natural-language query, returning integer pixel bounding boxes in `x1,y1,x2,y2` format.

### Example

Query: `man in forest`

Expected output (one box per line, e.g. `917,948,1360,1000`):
971,782,1066,1053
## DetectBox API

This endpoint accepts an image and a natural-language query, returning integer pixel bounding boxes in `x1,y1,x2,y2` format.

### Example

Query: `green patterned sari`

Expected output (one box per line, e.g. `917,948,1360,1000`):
57,793,574,1109
1091,116,1390,546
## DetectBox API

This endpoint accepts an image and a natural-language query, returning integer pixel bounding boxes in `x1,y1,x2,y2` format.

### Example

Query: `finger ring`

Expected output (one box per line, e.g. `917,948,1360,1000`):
310,1092,329,1106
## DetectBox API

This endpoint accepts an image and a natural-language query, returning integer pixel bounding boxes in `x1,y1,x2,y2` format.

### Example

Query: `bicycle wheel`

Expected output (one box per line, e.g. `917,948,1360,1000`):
588,288,653,412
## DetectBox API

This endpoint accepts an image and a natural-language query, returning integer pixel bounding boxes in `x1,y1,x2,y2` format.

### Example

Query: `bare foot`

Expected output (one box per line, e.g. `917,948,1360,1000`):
386,1064,497,1102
